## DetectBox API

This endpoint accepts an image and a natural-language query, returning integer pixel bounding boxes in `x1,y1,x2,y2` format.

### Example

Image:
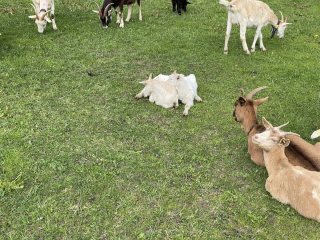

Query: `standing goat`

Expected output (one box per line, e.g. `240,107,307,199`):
93,0,142,29
252,118,320,222
28,0,57,33
219,0,291,54
233,87,317,171
172,0,190,15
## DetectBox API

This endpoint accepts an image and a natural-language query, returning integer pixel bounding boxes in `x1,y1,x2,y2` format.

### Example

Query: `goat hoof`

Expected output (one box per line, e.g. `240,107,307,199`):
224,50,228,55
261,47,267,51
251,48,255,53
245,51,251,55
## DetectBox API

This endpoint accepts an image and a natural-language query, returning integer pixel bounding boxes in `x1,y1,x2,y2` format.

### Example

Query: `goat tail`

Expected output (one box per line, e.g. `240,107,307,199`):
219,0,231,7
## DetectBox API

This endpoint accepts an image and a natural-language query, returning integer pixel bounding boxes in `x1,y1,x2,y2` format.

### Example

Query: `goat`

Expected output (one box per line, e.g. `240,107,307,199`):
233,87,317,171
252,118,320,222
135,74,179,109
169,71,202,116
219,0,291,54
172,0,190,15
28,0,57,33
93,0,142,29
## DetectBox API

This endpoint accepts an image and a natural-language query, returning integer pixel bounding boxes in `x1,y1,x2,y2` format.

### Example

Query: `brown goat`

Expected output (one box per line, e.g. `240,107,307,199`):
233,87,318,171
252,118,320,222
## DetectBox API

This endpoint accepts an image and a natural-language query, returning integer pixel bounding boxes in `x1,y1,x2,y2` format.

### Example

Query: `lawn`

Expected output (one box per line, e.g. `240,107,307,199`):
0,0,320,238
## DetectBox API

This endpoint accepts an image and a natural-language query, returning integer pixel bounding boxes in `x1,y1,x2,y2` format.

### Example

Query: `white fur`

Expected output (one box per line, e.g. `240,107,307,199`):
135,75,179,109
29,0,57,33
311,129,320,139
136,72,202,115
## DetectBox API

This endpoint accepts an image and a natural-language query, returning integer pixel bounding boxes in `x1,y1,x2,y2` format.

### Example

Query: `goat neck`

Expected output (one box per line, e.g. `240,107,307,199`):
263,145,291,176
242,108,259,136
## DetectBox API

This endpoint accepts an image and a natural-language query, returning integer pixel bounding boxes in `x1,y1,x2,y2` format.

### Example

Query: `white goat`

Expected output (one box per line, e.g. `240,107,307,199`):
219,0,291,54
252,118,320,222
135,74,179,109
169,71,202,116
28,0,57,33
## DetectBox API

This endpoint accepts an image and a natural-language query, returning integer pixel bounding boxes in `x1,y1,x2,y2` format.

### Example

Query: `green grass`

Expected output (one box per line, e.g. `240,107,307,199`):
0,0,320,238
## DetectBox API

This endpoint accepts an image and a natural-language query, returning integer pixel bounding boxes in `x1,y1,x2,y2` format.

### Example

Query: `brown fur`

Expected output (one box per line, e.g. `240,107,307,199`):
253,121,320,222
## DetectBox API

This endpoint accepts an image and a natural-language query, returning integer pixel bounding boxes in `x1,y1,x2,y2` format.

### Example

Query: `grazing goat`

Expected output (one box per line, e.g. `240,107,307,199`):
28,0,57,33
169,71,202,116
219,0,291,54
252,118,320,222
93,0,142,29
135,74,179,109
233,87,317,171
172,0,190,15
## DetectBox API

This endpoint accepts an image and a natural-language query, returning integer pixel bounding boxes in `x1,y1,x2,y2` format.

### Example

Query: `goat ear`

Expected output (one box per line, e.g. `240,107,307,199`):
262,117,273,129
279,137,290,147
254,97,268,106
238,97,246,106
28,15,37,19
92,10,99,14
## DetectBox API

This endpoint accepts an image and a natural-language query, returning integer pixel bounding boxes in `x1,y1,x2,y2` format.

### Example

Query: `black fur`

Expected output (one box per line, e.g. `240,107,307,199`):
172,0,190,15
98,0,140,28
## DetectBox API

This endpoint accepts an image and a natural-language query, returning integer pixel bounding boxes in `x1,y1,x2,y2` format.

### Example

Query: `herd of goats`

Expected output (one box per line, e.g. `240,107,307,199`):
26,0,320,222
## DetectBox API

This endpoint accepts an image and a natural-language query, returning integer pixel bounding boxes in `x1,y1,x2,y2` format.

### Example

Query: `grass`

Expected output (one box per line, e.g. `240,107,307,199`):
0,0,320,238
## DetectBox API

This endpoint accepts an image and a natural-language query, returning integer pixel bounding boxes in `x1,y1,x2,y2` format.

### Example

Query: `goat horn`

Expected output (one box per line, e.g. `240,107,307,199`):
246,86,267,100
148,73,152,80
240,88,245,96
262,117,273,129
276,122,289,129
103,3,114,17
30,3,37,13
279,11,284,22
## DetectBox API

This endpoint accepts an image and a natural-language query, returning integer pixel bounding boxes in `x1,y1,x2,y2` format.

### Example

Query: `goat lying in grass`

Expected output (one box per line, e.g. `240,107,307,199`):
135,74,179,109
252,118,320,222
169,71,202,115
219,0,291,54
135,71,202,115
233,87,317,171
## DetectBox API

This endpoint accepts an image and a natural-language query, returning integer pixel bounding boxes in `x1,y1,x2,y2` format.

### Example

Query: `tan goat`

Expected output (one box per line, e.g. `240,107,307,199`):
252,118,320,222
233,87,317,171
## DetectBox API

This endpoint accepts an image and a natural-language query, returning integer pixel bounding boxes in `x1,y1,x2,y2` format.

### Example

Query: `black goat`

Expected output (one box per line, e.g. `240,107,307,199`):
172,0,190,15
93,0,142,29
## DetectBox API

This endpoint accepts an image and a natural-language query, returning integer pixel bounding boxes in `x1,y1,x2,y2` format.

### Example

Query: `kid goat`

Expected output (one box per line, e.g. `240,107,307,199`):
93,0,142,29
135,74,179,109
219,0,291,54
29,0,57,33
252,118,320,222
233,87,317,171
